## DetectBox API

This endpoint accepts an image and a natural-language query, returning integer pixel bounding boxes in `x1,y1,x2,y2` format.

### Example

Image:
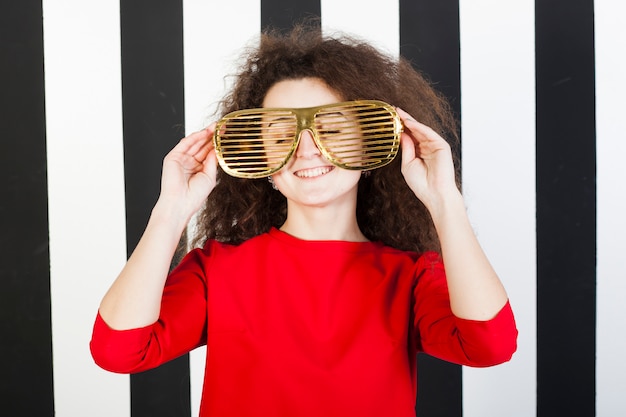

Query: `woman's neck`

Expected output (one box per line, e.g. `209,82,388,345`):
279,203,368,242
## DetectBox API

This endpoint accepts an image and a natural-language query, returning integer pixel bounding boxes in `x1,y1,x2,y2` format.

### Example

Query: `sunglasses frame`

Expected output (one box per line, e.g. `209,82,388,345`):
213,99,403,179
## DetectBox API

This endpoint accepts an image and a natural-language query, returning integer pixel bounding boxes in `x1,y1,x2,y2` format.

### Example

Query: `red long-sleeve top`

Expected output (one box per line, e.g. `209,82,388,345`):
91,228,517,416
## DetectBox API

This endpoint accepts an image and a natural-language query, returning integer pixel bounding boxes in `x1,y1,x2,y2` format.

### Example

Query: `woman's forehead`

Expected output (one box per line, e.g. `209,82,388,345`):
262,77,343,109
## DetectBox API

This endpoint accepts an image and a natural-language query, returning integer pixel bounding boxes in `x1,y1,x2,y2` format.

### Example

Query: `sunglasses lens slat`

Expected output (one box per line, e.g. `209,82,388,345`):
215,111,297,178
313,102,400,169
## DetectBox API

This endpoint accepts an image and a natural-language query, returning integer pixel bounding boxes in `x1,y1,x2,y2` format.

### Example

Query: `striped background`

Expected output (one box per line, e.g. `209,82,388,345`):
1,0,624,416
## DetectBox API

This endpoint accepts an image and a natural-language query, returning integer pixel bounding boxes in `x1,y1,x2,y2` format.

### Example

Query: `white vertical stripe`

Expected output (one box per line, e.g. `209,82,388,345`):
183,0,261,132
321,0,399,56
595,1,626,415
183,1,261,414
459,1,536,416
43,1,129,416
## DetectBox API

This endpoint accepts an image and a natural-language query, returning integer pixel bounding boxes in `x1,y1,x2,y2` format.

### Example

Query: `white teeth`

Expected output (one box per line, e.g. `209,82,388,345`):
295,167,332,178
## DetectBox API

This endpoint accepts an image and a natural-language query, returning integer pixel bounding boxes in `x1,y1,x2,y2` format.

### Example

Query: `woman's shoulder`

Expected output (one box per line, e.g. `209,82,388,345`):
197,230,272,255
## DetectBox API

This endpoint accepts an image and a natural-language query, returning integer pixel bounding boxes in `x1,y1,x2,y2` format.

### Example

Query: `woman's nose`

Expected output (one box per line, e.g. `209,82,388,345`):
295,130,320,158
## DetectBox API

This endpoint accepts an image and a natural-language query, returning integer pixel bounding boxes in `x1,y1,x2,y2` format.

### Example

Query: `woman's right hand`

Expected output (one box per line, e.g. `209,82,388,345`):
157,123,218,221
97,124,218,330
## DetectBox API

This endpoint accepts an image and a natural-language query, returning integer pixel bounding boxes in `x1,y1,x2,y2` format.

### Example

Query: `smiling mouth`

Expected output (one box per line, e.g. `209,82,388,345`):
293,166,334,178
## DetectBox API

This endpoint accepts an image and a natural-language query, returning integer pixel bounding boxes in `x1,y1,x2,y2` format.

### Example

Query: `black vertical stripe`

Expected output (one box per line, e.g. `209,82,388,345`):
261,0,321,32
399,2,463,417
0,1,55,416
119,1,190,416
399,1,462,121
535,1,596,416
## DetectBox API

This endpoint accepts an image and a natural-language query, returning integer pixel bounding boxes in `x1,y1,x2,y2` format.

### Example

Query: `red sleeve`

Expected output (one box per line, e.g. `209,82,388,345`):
90,247,210,374
412,252,518,367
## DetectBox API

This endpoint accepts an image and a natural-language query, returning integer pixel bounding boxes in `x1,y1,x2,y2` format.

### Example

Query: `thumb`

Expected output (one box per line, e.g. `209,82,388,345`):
400,134,416,166
203,148,218,181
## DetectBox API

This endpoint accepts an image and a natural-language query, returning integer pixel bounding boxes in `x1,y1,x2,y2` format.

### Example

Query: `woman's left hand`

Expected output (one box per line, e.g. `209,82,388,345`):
397,109,510,322
397,108,460,212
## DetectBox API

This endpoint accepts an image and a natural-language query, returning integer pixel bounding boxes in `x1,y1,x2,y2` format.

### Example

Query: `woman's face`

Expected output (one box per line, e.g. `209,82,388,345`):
263,77,362,209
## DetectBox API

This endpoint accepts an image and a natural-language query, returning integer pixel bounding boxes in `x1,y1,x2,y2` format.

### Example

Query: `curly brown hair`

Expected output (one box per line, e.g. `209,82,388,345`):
192,23,460,254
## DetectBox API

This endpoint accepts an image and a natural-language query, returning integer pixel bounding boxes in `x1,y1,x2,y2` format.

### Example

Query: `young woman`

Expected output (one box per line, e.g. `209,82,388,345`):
91,25,517,416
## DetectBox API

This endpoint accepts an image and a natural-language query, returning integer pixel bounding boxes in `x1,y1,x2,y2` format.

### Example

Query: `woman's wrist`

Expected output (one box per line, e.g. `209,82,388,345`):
150,197,193,236
421,187,465,225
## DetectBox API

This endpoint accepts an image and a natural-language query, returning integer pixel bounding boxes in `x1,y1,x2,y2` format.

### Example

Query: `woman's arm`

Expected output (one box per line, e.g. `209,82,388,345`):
397,108,508,321
98,126,217,330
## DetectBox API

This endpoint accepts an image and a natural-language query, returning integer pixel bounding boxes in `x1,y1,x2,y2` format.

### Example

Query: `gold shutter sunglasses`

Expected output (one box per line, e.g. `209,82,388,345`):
213,100,403,179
